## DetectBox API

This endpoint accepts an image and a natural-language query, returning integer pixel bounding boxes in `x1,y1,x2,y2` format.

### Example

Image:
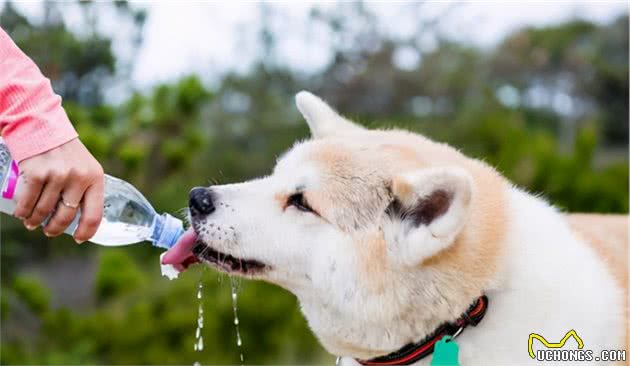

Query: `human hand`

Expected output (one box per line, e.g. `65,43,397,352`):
14,138,105,243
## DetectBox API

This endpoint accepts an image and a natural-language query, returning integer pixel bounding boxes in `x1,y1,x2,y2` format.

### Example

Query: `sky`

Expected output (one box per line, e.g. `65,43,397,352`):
7,1,629,90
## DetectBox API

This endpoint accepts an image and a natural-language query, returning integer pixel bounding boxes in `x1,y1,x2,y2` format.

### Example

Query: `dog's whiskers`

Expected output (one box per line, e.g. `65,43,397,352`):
196,244,214,261
175,207,191,226
207,177,221,186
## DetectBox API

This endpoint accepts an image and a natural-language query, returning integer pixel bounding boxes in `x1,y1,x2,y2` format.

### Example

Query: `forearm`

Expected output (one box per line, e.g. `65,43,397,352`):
0,27,78,163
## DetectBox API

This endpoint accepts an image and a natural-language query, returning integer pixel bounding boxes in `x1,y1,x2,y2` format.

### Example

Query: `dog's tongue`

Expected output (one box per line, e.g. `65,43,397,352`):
161,229,198,268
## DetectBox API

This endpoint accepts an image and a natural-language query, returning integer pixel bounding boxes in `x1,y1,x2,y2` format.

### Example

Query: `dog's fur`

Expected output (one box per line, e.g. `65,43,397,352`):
191,92,628,365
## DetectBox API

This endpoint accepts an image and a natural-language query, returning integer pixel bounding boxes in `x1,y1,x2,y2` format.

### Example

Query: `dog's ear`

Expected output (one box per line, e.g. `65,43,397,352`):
295,91,363,138
384,167,473,267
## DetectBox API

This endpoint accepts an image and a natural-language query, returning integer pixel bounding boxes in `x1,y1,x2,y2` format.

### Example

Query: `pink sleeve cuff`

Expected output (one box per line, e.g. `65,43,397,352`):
2,108,78,163
0,27,78,163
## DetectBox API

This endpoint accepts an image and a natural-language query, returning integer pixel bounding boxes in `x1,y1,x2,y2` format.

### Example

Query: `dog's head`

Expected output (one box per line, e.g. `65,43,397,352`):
164,92,507,359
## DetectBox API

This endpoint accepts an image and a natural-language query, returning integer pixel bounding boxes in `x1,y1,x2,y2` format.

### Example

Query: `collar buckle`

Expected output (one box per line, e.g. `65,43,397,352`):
451,326,464,339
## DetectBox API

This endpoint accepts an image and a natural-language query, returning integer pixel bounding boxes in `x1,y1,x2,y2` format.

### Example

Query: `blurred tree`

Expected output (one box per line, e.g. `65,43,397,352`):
492,15,629,147
0,0,145,105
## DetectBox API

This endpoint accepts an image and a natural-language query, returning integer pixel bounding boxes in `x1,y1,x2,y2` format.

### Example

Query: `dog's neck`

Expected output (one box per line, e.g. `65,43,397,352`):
296,265,492,360
355,295,488,365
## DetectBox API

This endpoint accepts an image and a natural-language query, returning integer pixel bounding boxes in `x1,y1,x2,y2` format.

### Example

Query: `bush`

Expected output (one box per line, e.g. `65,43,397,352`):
12,275,50,315
94,251,143,302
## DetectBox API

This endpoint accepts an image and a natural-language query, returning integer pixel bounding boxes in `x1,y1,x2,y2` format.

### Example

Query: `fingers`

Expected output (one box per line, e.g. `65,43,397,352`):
15,138,105,242
72,179,104,243
22,178,64,229
13,172,45,220
43,180,85,238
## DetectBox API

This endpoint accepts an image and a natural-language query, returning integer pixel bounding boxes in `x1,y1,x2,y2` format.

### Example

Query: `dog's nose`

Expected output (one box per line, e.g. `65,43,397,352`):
189,187,215,216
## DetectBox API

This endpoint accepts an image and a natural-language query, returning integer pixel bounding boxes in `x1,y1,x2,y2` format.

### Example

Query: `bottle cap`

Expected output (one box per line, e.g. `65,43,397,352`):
151,213,185,249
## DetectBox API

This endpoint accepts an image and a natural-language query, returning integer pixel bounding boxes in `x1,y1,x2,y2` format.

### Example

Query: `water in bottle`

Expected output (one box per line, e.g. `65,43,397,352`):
0,141,183,250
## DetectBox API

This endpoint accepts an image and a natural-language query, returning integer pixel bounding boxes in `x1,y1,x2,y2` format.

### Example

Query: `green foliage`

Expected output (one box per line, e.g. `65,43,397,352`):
443,102,628,213
0,3,627,365
1,292,9,321
95,251,143,302
0,2,116,105
12,275,50,315
2,263,328,365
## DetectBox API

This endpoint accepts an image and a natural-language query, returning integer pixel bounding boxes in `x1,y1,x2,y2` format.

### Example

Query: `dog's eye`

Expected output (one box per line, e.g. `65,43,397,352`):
288,193,313,213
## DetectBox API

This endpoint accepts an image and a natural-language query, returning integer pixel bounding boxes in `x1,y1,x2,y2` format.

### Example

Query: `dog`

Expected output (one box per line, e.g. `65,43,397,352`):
162,91,628,365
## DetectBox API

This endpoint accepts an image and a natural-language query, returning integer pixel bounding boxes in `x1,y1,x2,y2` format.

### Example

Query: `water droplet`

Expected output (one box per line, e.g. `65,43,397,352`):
237,334,242,347
195,327,200,338
193,362,201,366
234,317,239,325
197,336,204,351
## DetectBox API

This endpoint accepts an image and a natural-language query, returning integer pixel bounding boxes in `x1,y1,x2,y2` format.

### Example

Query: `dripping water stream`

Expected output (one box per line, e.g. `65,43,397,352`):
192,274,204,366
191,271,245,366
230,276,244,366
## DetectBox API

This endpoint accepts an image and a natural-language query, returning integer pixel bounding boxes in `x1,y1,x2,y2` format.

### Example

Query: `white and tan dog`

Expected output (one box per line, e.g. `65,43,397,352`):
162,92,628,365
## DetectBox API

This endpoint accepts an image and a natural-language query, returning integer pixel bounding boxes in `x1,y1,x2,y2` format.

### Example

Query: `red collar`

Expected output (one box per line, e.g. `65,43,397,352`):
357,295,489,365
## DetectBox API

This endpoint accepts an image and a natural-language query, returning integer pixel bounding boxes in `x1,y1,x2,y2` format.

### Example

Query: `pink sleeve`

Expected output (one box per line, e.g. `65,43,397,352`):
0,27,78,163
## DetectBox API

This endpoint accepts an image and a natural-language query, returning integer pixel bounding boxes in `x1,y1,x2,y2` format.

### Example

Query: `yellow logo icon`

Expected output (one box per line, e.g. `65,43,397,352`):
528,329,584,359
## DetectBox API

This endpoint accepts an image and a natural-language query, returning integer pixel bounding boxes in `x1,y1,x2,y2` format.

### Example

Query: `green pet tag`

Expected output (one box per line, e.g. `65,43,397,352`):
430,335,460,366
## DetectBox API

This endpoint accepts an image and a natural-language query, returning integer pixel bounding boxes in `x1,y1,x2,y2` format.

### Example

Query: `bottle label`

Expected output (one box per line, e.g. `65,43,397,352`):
2,161,18,200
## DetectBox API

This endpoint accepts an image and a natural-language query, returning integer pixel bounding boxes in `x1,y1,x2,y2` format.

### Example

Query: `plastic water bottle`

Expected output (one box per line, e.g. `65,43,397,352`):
0,141,183,249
